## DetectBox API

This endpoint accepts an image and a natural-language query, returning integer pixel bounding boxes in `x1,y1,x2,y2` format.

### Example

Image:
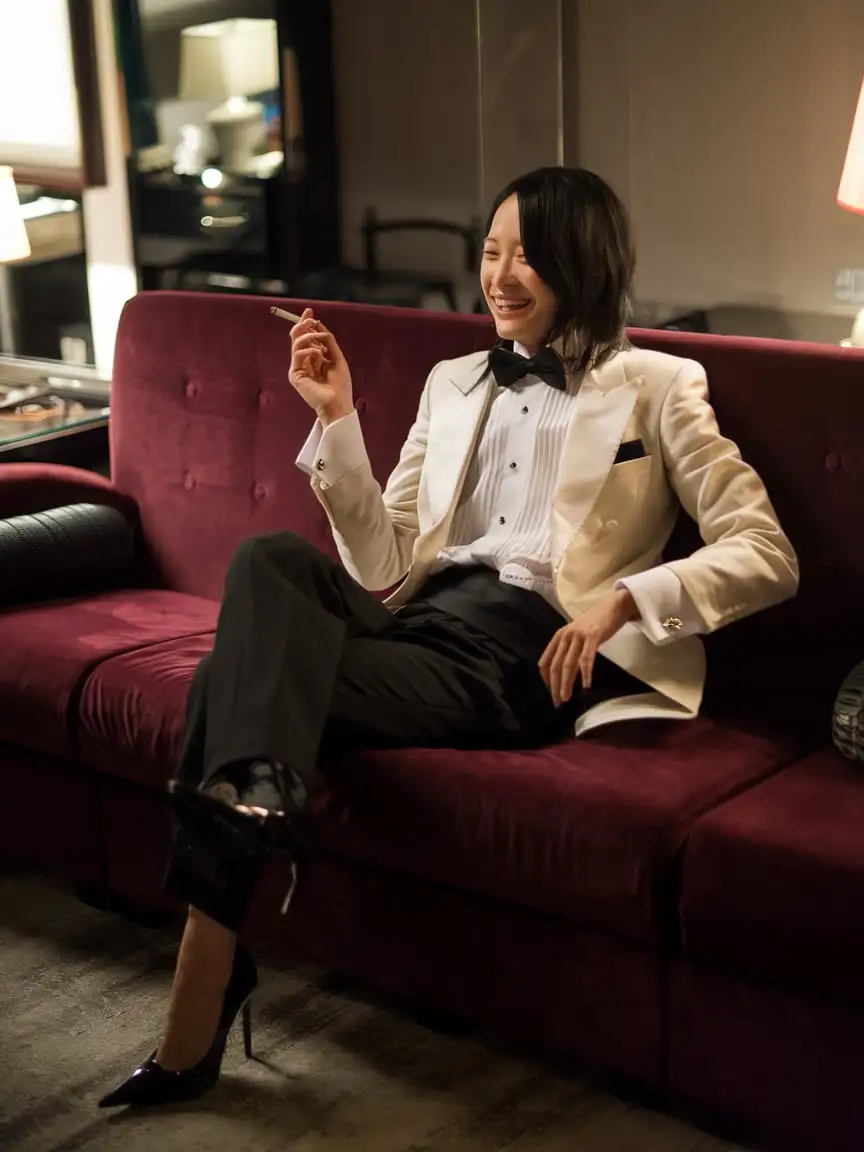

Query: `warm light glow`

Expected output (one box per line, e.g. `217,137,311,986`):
200,167,224,189
0,167,30,263
839,78,864,215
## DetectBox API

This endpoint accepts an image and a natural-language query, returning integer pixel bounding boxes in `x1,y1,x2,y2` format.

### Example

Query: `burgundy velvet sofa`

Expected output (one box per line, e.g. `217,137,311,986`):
1,290,863,1149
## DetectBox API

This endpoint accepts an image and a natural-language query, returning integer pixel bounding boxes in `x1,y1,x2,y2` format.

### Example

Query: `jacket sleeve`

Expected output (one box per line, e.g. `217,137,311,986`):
296,364,435,590
630,358,799,645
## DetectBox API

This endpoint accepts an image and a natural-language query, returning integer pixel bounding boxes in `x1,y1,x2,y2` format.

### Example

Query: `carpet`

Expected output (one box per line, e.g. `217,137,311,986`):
0,874,747,1152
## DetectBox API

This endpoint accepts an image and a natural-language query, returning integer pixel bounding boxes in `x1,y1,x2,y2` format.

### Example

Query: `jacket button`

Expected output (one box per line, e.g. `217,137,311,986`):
253,483,267,500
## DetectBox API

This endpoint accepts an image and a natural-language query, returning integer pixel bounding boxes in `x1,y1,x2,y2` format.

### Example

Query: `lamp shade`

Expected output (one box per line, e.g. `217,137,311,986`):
0,166,30,262
838,78,864,215
179,18,279,102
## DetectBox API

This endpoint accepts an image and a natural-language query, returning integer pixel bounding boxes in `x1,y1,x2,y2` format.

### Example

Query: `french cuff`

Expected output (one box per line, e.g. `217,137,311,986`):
616,566,706,646
295,409,369,486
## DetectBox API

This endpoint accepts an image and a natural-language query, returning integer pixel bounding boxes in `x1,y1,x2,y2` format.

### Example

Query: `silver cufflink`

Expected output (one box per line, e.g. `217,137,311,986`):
662,617,683,631
315,459,326,471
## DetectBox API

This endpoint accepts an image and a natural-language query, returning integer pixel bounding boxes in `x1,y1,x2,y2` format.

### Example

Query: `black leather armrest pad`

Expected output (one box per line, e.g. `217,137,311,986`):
0,502,141,607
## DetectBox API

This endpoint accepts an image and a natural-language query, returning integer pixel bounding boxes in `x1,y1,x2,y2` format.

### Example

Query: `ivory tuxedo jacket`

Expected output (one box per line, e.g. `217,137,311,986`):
299,347,798,735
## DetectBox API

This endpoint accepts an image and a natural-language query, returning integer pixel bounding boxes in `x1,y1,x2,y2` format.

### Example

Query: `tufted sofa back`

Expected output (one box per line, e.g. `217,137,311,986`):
112,291,864,726
111,291,492,601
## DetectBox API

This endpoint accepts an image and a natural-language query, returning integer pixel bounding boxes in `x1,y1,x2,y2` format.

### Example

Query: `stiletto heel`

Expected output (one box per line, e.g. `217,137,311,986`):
241,999,253,1059
98,943,258,1109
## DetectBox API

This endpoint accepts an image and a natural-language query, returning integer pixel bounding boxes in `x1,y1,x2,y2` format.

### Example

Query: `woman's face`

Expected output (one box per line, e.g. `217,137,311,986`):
480,194,557,354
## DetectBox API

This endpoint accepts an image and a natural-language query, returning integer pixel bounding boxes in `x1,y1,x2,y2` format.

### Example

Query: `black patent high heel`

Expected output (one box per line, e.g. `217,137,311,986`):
168,760,314,861
98,943,258,1109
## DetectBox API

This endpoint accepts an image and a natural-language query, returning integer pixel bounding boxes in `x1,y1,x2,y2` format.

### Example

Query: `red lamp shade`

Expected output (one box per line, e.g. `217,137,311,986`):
839,78,864,216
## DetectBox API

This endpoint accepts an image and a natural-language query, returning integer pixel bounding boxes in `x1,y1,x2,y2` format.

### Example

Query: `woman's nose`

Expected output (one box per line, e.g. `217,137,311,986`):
491,260,517,289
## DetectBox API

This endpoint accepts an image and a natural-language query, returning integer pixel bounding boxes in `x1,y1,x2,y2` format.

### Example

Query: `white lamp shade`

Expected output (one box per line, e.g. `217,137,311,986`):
838,78,864,215
179,18,279,102
0,166,30,262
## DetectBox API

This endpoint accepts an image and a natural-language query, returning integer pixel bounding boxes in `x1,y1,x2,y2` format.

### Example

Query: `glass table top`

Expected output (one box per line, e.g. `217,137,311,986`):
0,380,110,448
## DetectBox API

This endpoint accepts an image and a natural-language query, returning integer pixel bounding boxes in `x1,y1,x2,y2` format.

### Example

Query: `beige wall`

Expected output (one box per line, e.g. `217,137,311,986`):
333,0,864,341
331,0,563,277
331,0,479,274
574,0,864,341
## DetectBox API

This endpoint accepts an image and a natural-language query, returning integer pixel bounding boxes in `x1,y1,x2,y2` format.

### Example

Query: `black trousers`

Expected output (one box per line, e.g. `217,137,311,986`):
164,532,631,930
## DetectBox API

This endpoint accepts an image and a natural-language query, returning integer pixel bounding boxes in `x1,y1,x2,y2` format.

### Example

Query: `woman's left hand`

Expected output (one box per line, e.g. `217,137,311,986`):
539,588,640,707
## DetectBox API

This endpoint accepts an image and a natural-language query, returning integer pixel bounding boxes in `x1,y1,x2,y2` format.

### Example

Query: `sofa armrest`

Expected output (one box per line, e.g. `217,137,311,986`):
0,502,145,607
0,463,137,520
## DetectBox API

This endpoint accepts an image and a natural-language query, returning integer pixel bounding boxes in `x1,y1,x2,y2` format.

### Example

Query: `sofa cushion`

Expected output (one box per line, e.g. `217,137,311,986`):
316,723,802,942
680,747,864,1000
74,636,803,941
0,590,217,758
77,632,214,784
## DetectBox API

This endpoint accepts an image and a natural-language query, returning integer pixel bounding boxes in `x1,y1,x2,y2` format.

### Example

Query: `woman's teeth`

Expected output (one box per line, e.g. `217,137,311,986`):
494,299,531,313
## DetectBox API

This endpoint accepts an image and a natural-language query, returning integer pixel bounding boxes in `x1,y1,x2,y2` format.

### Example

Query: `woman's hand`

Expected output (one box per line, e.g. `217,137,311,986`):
539,588,639,707
288,308,354,425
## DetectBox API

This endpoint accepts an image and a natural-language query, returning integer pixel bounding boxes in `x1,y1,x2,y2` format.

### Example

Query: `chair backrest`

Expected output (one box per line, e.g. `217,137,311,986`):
361,207,483,279
111,291,864,727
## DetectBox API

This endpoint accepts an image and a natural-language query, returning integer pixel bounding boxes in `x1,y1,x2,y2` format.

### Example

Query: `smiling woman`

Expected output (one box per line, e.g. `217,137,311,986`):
481,167,635,371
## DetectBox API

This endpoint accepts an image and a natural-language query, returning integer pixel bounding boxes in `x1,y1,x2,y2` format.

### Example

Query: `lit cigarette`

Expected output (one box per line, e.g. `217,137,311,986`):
270,306,304,323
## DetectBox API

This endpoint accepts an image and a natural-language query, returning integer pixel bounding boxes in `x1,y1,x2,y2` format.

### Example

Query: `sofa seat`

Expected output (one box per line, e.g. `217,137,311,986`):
77,630,215,783
0,589,218,759
74,634,803,942
680,747,864,1000
316,723,803,942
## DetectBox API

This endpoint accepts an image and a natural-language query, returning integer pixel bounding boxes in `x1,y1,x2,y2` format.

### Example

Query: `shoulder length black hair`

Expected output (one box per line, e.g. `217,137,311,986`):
486,166,635,373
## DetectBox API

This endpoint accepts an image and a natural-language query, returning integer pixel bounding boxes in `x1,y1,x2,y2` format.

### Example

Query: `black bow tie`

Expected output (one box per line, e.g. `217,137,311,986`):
488,345,566,392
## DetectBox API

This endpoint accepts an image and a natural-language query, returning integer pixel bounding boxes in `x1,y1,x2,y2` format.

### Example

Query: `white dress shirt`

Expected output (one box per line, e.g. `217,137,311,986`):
431,345,580,608
296,344,704,641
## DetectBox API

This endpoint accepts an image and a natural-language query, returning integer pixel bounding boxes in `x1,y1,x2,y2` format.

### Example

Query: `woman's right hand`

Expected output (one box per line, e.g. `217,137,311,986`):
288,308,354,425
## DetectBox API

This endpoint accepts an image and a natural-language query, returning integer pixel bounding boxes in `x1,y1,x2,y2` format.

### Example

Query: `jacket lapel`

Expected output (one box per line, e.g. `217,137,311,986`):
552,353,644,567
422,353,494,530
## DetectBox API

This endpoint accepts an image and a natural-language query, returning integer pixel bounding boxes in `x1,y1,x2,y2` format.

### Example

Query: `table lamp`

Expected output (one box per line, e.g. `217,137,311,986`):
838,78,864,344
179,18,279,172
0,166,30,263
